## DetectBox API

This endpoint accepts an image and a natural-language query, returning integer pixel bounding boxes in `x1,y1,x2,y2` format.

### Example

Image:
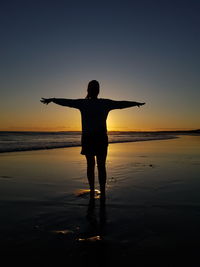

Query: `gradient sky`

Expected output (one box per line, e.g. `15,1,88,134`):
1,0,199,131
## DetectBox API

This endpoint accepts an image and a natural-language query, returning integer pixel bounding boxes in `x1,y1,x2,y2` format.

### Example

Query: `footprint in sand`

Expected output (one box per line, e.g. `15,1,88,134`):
0,175,13,179
52,229,74,235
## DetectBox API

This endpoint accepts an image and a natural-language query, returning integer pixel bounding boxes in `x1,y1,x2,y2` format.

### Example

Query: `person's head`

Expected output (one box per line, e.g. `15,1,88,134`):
86,80,100,99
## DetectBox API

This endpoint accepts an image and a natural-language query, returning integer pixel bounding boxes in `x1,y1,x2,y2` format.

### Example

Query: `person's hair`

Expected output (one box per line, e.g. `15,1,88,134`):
86,80,100,99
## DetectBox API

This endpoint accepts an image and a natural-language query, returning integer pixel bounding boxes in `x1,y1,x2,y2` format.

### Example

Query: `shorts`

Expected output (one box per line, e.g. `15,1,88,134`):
81,133,108,156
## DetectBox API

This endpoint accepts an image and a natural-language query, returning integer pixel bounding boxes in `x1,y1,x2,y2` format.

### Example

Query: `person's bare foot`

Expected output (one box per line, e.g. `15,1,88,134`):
90,189,95,199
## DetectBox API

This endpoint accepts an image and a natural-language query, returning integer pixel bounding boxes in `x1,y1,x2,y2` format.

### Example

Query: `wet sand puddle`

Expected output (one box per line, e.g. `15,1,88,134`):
75,189,101,199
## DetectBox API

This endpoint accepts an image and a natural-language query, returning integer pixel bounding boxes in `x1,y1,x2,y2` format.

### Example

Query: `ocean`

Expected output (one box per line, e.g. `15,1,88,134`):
0,131,181,153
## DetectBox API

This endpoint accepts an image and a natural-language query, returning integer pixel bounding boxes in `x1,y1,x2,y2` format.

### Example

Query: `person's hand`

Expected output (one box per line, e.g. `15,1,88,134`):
40,98,53,105
137,102,145,107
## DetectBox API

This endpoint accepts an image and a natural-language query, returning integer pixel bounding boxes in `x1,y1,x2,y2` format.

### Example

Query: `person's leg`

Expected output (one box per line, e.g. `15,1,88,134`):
85,155,95,197
96,153,107,198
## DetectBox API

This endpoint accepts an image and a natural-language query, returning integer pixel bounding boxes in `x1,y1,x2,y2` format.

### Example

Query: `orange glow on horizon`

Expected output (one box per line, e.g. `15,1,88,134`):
0,126,197,132
0,105,198,132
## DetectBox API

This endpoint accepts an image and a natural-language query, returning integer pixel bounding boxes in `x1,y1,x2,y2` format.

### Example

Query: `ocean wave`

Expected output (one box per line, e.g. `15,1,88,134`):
0,132,177,153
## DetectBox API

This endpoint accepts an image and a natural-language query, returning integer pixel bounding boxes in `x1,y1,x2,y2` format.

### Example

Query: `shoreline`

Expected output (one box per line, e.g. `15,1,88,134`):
1,130,199,154
0,135,178,154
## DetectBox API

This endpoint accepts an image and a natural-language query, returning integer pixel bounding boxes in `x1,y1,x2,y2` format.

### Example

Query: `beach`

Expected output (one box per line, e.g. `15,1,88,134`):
0,135,200,266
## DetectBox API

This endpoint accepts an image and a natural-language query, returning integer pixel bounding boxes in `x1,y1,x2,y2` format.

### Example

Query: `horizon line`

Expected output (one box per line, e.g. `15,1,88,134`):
0,129,199,133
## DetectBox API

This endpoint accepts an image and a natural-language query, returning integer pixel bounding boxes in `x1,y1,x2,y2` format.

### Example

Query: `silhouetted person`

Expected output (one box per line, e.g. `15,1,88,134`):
41,80,145,200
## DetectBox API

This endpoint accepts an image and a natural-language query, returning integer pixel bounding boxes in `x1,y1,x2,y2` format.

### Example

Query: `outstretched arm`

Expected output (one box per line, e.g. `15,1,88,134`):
109,100,145,110
40,98,81,108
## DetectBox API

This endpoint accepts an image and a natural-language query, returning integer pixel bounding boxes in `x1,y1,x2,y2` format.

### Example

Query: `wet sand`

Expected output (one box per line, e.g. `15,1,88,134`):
0,135,200,266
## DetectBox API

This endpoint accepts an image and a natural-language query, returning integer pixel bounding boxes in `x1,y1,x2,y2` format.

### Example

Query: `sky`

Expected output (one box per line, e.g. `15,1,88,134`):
0,0,199,131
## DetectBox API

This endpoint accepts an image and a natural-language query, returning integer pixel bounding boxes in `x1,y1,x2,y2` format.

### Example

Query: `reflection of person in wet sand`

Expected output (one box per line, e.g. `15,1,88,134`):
41,80,145,200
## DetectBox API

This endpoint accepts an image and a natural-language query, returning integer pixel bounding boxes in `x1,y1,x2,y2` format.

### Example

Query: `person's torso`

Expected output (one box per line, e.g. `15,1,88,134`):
79,99,110,134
